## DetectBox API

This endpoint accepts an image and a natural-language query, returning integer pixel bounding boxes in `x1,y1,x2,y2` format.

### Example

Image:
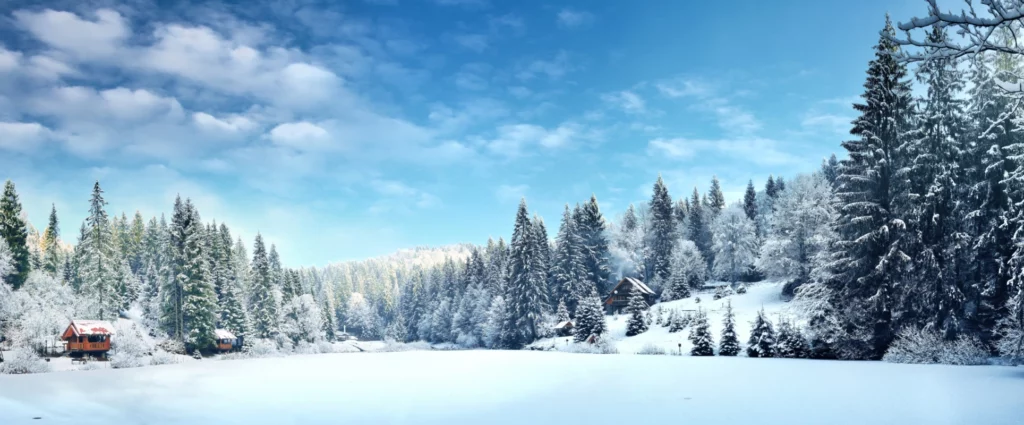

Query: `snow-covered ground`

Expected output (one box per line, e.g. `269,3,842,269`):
0,350,1021,425
536,280,791,354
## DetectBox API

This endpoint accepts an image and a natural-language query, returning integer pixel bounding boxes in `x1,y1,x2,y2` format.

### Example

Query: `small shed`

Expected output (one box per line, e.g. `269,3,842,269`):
214,329,237,352
61,320,115,357
554,320,574,337
604,277,656,314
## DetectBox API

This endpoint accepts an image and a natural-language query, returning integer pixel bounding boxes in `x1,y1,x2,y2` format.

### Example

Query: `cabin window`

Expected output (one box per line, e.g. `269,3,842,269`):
87,335,106,343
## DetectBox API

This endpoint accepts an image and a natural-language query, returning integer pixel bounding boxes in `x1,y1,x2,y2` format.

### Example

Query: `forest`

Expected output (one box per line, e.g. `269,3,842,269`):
1,11,1024,367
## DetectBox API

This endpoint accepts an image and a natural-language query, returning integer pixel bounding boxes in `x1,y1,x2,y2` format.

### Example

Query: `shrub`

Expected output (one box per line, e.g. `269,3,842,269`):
78,361,102,371
380,339,433,352
564,339,619,354
883,328,989,366
111,322,152,369
316,340,336,354
244,338,281,358
0,348,51,374
636,343,666,355
150,350,176,365
157,339,186,355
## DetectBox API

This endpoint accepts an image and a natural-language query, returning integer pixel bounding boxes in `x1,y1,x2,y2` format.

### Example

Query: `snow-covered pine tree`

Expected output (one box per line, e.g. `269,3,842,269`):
669,309,686,333
555,300,570,324
613,204,646,281
689,308,714,356
249,233,279,339
41,204,61,276
573,288,606,342
552,204,590,316
666,240,706,302
707,176,726,218
625,285,649,336
505,199,549,348
758,173,837,292
0,180,30,290
648,175,676,281
711,205,758,286
127,212,145,275
180,204,217,352
719,299,740,356
687,188,713,269
743,180,758,223
822,154,840,188
114,258,139,312
822,15,915,359
747,308,776,358
775,316,811,358
80,182,120,321
578,195,612,294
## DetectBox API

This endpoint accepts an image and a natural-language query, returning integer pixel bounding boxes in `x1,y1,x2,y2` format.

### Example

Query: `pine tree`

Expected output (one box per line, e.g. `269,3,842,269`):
823,15,915,359
573,288,607,342
719,300,740,356
707,176,726,217
743,180,758,222
625,285,649,336
250,233,278,339
505,199,549,347
552,204,590,316
687,188,713,268
81,182,120,320
42,204,61,275
689,308,715,356
555,300,570,324
173,202,217,351
648,175,676,281
747,308,776,358
711,206,758,286
578,195,611,293
0,180,30,290
765,175,778,200
822,154,840,187
128,211,145,275
775,317,810,358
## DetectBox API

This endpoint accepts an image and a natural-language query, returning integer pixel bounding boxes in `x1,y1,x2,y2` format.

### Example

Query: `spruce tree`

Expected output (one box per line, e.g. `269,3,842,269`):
555,300,570,324
775,317,810,358
822,154,840,187
688,308,715,356
743,180,758,222
128,211,145,275
42,204,61,275
687,187,713,268
250,233,278,339
625,285,649,336
765,175,778,200
707,176,726,217
552,205,590,316
81,182,120,320
0,180,30,290
823,15,915,359
505,199,549,347
649,175,676,281
578,195,611,293
747,308,776,358
573,288,607,343
719,300,740,356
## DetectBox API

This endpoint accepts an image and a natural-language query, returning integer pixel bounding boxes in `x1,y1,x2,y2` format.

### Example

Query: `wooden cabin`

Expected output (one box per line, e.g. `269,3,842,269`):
554,320,574,337
604,277,656,314
214,329,237,352
61,320,115,357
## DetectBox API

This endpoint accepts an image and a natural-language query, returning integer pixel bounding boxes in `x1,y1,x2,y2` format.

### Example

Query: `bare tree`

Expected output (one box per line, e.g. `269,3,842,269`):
891,0,1024,61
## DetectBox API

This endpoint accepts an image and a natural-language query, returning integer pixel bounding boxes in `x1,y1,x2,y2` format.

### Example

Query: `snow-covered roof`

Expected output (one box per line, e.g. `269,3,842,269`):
609,277,654,296
554,321,573,329
67,320,116,336
214,329,237,340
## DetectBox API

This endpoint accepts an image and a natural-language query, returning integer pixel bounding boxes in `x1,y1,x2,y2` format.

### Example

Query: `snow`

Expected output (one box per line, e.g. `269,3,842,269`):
65,320,115,336
0,350,1021,424
214,329,236,340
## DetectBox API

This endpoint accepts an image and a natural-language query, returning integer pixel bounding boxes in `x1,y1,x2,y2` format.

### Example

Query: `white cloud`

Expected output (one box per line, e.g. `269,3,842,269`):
14,8,129,61
655,78,712,98
268,121,332,151
602,90,646,114
453,34,489,52
0,122,52,152
647,137,798,166
557,9,595,28
516,51,572,80
193,112,257,134
0,47,22,72
486,122,583,157
495,184,528,203
368,179,441,214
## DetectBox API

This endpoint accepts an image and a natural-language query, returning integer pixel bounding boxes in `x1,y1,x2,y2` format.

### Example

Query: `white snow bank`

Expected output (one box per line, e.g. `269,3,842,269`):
0,350,1020,425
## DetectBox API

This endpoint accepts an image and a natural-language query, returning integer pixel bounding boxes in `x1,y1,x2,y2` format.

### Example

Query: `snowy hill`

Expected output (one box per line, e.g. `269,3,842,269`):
537,280,792,354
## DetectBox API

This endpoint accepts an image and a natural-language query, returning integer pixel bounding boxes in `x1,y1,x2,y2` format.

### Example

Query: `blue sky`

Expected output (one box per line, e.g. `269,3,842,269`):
0,0,923,267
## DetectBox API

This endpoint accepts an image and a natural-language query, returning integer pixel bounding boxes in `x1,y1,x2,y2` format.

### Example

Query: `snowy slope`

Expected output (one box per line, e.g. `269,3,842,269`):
538,280,791,354
0,350,1020,425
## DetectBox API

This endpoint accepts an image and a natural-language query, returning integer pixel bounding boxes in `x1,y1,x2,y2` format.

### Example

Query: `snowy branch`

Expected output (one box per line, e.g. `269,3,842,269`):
891,0,1024,62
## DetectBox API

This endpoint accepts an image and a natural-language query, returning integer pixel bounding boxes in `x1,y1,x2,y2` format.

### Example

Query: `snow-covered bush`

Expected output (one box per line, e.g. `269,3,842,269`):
380,339,432,352
157,339,186,355
150,350,176,366
78,361,102,371
0,348,51,374
316,340,336,354
636,343,666,355
713,285,734,300
244,338,280,358
110,322,152,369
883,328,989,365
997,322,1024,365
282,294,325,345
293,340,319,355
564,339,618,354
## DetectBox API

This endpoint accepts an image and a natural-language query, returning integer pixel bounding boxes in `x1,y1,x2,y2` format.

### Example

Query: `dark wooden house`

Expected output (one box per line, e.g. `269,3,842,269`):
61,320,115,358
214,329,237,352
554,320,574,337
603,277,655,314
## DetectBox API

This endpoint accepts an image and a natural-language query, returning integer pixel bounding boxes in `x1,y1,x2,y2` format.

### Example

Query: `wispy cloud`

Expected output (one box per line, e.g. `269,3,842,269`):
516,51,573,80
557,9,595,28
601,90,646,114
495,184,529,203
647,137,799,166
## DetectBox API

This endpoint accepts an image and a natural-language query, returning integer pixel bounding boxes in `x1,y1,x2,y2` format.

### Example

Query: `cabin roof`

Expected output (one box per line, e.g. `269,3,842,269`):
608,277,655,296
214,329,237,340
554,321,573,329
65,320,116,337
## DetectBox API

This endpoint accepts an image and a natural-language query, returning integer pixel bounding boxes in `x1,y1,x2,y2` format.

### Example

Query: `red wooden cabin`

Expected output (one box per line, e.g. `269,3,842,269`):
61,320,115,357
214,329,237,352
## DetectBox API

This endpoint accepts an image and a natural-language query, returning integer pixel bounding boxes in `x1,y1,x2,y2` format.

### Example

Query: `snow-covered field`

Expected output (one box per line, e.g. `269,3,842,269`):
0,350,1021,425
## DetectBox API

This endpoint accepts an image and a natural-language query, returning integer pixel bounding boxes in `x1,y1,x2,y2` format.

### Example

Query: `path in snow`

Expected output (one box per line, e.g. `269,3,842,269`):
0,350,1021,425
